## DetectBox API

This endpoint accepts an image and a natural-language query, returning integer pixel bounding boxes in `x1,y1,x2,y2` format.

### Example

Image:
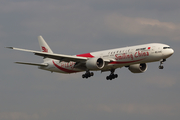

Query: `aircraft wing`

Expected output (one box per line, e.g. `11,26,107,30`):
7,47,88,62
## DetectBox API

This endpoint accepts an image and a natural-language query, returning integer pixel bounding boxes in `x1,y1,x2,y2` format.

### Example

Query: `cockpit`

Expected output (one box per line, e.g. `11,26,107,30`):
163,47,171,49
161,46,174,59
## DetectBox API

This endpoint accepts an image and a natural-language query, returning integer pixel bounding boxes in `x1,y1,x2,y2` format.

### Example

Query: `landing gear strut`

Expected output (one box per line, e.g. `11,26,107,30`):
82,70,94,79
159,59,166,69
106,69,118,80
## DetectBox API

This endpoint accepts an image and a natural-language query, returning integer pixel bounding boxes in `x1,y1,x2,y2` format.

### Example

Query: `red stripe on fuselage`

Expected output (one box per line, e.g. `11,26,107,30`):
52,60,78,73
109,58,146,64
76,53,94,58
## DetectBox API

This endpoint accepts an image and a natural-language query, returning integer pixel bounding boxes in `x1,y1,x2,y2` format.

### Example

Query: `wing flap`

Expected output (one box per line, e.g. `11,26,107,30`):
7,47,87,62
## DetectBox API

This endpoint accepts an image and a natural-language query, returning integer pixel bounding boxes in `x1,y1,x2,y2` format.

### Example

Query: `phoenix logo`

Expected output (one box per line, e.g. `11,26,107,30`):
41,46,48,52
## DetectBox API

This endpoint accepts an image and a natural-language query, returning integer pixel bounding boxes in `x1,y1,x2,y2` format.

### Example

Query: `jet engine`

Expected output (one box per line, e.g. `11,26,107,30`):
128,63,147,73
86,58,105,70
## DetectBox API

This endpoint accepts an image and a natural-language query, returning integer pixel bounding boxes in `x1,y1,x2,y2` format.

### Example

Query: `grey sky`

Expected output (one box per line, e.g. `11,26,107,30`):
1,0,180,120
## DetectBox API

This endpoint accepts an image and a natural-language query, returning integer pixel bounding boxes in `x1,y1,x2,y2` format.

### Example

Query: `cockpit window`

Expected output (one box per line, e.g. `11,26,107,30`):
163,47,171,49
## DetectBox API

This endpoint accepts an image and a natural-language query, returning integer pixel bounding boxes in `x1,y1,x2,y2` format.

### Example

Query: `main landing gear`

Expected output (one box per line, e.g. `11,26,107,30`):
106,69,118,80
82,70,94,79
159,59,166,69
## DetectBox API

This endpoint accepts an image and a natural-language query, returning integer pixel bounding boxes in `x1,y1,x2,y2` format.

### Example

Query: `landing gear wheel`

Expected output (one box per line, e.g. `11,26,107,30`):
115,74,118,78
159,59,166,69
106,69,118,80
159,66,164,69
90,72,94,76
82,71,94,79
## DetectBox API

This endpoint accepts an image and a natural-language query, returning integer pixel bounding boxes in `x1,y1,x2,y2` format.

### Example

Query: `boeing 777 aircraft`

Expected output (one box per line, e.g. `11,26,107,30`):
7,36,174,80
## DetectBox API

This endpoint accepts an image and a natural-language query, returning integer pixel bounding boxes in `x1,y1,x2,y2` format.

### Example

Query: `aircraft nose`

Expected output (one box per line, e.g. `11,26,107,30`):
170,49,174,55
162,48,174,58
167,49,174,57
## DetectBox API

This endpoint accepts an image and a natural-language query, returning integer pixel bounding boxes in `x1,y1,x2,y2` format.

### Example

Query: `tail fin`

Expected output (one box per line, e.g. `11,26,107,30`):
38,36,53,62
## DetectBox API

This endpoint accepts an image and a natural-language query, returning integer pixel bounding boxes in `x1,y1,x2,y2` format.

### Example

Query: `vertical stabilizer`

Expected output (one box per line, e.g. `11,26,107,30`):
38,36,53,53
38,36,53,62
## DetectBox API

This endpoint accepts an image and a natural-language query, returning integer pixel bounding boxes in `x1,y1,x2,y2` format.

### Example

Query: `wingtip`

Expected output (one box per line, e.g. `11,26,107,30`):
6,47,13,49
38,35,43,38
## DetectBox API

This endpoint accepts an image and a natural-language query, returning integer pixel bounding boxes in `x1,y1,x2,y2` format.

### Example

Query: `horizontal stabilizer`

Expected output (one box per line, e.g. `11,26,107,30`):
15,62,48,67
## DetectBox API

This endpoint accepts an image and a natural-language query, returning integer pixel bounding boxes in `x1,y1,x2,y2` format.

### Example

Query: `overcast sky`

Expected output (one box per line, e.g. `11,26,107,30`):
0,0,180,120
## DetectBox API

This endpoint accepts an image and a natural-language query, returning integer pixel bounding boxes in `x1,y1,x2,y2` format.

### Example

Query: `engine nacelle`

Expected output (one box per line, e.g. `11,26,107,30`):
86,58,105,70
128,63,147,73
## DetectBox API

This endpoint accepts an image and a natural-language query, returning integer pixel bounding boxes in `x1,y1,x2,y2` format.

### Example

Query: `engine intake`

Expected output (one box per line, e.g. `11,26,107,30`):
86,58,105,70
128,63,147,73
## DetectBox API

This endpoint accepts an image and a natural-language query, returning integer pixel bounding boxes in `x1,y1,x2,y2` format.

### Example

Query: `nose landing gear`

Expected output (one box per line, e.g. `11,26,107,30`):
159,59,166,69
106,69,118,80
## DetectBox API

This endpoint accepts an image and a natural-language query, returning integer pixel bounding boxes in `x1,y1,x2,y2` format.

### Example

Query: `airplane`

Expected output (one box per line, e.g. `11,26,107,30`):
7,36,174,80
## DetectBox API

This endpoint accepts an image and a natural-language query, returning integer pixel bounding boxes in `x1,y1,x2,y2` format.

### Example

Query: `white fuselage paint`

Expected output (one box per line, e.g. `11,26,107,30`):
39,43,174,73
